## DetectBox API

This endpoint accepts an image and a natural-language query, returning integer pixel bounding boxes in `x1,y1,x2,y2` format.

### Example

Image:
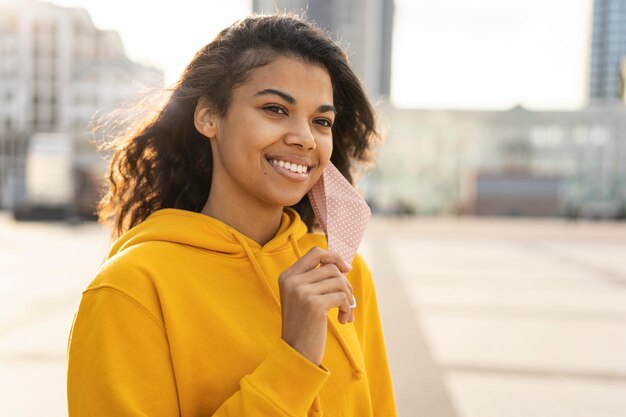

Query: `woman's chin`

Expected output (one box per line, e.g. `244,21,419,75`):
270,193,308,209
280,196,307,208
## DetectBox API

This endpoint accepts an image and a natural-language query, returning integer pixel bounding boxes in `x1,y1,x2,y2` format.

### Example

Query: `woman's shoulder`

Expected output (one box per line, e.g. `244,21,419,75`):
84,241,174,305
75,244,169,331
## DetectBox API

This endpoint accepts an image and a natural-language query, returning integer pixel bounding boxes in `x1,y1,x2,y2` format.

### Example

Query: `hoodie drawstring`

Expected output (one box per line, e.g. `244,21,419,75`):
288,234,302,258
228,231,282,311
229,229,363,417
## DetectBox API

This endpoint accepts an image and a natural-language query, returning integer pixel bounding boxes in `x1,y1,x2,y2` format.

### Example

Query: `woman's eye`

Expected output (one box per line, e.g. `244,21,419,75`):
264,105,287,115
315,118,333,128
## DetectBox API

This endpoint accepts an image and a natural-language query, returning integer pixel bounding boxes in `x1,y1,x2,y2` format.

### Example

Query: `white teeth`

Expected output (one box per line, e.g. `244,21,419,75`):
269,159,309,174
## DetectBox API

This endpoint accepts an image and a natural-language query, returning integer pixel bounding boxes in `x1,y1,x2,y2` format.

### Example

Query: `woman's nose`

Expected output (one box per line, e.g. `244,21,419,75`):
285,118,316,150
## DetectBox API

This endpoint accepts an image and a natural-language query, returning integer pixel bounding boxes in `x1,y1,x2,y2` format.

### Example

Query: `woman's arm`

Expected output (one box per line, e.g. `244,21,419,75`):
67,287,180,416
67,285,329,417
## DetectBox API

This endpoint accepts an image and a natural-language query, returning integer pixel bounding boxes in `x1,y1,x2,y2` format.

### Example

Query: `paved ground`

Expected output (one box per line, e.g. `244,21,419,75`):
363,216,626,417
1,212,626,416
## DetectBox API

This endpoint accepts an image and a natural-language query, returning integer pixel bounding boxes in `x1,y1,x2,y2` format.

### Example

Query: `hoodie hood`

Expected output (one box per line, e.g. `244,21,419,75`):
106,207,309,261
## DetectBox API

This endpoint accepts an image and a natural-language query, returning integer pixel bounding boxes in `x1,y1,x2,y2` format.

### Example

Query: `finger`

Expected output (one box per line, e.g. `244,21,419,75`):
338,309,350,324
341,274,354,295
316,292,351,315
302,271,355,308
284,264,353,293
341,275,356,307
337,297,353,324
341,303,355,324
299,278,354,316
305,275,354,302
287,247,351,276
294,263,344,285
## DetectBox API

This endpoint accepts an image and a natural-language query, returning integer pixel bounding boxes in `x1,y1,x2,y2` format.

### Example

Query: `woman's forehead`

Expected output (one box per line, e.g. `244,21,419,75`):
236,57,333,104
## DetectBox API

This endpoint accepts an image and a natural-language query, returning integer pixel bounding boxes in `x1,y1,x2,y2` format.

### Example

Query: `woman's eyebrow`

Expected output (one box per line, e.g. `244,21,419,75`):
255,88,296,103
255,88,336,114
318,104,337,115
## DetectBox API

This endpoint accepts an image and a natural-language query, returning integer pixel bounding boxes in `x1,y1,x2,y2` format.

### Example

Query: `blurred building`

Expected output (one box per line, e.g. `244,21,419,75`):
364,104,626,219
621,57,626,102
470,172,562,217
588,0,626,104
252,0,394,101
0,1,163,210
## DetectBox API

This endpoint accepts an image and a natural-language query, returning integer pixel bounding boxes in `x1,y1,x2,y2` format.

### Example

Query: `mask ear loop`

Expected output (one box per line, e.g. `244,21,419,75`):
308,168,327,232
307,161,371,267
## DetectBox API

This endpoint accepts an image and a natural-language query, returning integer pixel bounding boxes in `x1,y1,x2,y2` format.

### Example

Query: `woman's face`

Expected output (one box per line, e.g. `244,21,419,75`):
198,56,335,211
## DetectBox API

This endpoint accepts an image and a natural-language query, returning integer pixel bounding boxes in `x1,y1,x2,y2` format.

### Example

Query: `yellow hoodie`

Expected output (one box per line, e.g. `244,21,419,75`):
67,207,397,417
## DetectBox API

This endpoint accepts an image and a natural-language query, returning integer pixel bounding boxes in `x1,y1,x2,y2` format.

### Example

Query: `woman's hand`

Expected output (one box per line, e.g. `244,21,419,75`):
278,247,355,366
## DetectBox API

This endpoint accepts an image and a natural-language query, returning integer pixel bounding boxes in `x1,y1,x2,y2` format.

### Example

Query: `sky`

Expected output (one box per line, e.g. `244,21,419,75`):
47,0,592,110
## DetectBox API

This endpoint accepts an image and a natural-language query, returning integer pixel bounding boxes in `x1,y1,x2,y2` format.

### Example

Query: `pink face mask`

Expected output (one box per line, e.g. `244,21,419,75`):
307,162,371,266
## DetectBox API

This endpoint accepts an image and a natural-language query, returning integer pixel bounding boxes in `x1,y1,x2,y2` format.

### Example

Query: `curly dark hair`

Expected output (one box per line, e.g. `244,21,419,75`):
97,14,378,238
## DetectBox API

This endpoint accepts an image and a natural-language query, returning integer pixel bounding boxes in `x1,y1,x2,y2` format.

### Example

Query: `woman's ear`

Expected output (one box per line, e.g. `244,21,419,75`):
194,97,218,139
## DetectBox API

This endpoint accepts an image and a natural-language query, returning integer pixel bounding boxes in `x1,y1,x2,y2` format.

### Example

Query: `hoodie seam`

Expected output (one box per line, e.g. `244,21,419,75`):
83,285,166,333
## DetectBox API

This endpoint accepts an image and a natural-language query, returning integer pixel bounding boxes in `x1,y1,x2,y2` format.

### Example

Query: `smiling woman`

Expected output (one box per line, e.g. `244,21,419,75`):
66,14,397,417
194,57,335,242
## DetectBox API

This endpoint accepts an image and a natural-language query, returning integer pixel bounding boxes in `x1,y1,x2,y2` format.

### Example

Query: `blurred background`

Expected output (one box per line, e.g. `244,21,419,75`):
0,0,625,416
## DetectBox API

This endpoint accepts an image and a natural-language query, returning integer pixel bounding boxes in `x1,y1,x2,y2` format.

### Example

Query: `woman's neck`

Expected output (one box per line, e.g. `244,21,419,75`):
200,195,283,246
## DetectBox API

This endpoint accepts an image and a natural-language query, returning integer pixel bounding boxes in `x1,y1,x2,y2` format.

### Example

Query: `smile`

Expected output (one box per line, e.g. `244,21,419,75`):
268,158,309,174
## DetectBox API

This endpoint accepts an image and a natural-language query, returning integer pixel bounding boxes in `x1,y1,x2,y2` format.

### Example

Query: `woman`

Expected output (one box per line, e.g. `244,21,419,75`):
67,14,397,417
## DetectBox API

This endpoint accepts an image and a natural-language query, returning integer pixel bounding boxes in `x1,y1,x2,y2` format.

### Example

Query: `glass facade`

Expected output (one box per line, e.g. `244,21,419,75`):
588,0,626,101
252,0,394,100
363,105,626,219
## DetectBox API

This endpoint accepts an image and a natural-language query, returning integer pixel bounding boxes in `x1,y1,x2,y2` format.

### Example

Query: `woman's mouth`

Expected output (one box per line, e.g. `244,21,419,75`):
266,158,312,182
268,158,309,174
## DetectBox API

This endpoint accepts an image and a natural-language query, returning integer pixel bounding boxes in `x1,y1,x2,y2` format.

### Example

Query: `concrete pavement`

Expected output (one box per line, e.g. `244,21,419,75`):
362,216,626,417
1,212,626,416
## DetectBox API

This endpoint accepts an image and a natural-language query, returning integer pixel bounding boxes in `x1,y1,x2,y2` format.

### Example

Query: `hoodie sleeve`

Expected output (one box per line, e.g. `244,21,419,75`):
67,285,330,417
213,338,330,416
352,257,398,417
67,286,180,416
